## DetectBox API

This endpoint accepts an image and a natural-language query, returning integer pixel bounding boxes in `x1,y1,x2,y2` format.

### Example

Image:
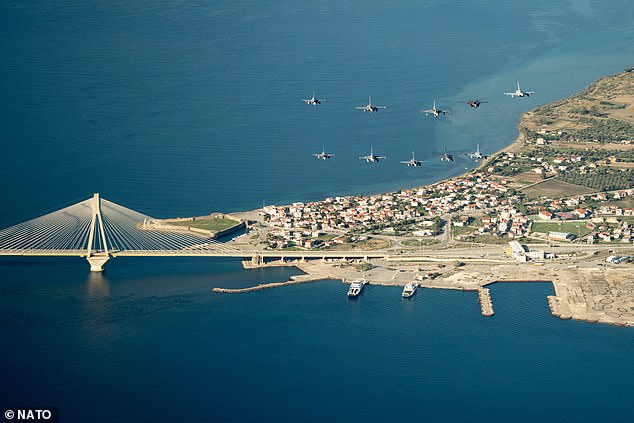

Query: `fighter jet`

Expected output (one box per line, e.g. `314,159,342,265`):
504,81,535,98
303,92,324,105
355,96,386,113
359,147,386,163
313,146,334,160
422,100,450,118
401,151,422,167
440,147,454,162
462,99,488,108
466,144,488,161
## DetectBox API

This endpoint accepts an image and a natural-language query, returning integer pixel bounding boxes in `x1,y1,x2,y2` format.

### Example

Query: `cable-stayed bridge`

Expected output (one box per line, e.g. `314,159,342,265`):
0,194,388,272
0,194,249,271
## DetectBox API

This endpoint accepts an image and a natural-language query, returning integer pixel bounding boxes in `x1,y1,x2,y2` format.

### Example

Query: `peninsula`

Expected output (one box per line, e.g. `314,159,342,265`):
211,67,634,327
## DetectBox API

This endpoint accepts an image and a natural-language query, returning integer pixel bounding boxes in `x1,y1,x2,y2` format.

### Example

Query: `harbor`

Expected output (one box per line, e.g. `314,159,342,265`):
208,253,634,326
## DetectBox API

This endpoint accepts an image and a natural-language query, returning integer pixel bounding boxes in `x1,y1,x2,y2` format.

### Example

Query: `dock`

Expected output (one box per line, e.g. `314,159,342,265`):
478,287,494,316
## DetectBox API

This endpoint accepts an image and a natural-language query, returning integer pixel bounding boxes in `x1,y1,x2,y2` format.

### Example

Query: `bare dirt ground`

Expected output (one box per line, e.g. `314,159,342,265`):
547,141,634,151
520,178,595,198
511,171,543,184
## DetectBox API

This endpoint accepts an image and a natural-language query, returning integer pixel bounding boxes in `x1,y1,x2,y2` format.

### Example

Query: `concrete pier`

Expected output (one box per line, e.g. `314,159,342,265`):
212,274,330,293
478,287,494,316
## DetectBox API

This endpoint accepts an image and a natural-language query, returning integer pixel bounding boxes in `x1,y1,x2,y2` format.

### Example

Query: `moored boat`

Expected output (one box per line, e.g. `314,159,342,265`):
402,281,418,298
347,278,367,297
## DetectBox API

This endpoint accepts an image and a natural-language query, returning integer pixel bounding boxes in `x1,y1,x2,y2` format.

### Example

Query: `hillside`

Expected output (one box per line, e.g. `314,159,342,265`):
489,67,634,194
521,66,634,146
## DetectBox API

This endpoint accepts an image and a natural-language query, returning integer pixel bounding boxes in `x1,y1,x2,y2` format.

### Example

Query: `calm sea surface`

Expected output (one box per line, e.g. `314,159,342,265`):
1,1,634,421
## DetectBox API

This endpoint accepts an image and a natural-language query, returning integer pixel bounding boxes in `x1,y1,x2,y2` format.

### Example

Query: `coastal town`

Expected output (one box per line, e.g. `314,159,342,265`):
260,168,634,252
256,68,634,254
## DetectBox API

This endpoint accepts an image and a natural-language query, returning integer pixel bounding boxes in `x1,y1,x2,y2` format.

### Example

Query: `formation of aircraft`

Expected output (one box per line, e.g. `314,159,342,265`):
466,144,489,161
302,92,323,105
355,96,386,113
440,147,454,162
359,147,386,163
422,100,449,118
302,81,534,163
313,146,334,160
401,152,422,167
313,146,484,164
504,81,535,98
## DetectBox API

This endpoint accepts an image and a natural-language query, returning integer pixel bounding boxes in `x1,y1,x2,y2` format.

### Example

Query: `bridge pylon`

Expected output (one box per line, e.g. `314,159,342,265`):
86,193,110,272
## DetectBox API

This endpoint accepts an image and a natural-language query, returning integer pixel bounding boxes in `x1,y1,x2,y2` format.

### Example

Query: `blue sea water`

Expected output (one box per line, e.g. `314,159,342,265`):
1,1,634,421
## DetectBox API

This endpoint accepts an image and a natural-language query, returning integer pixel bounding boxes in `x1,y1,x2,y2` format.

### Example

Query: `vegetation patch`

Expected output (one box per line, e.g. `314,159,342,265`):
452,224,480,237
530,221,593,237
401,238,440,247
559,168,634,192
168,216,240,232
467,234,509,245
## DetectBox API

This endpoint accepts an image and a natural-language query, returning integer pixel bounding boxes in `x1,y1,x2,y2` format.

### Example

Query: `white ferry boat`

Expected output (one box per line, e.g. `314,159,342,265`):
402,281,418,298
347,278,367,297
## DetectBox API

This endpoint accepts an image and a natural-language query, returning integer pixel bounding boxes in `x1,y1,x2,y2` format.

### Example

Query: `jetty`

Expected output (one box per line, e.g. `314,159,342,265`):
478,287,494,316
212,274,330,294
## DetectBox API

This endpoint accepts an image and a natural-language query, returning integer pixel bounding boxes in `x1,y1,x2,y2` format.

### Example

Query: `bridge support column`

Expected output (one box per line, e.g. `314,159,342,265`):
87,254,110,272
86,193,110,273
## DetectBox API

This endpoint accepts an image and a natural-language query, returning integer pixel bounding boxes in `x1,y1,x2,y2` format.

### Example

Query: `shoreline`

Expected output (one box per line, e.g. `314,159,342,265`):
210,258,633,327
230,110,529,219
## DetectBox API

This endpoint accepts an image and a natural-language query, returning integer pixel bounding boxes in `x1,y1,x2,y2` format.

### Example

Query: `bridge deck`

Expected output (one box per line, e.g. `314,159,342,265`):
0,249,389,258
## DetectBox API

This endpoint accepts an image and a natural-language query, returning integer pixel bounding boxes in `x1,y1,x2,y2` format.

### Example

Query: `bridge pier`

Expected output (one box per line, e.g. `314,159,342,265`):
86,194,110,272
87,254,110,272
